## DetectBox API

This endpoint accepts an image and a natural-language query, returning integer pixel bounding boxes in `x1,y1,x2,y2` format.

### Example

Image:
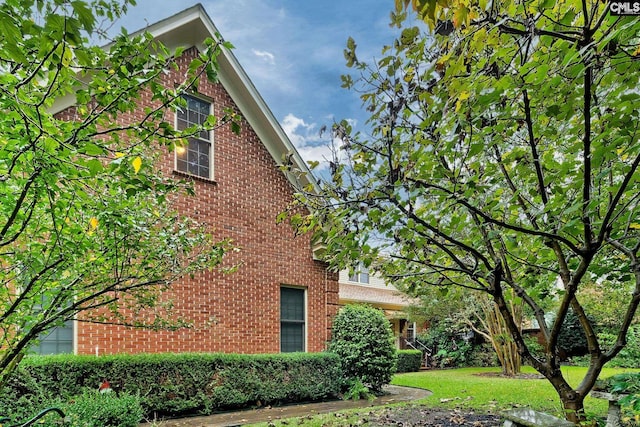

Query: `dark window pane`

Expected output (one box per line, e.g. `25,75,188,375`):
40,342,58,355
32,320,73,355
280,288,305,352
188,159,199,175
58,326,73,340
281,288,304,321
349,264,369,284
176,138,210,178
281,323,304,353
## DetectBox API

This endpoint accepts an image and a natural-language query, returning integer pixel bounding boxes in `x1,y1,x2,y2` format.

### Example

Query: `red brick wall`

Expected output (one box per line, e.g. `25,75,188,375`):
73,47,339,355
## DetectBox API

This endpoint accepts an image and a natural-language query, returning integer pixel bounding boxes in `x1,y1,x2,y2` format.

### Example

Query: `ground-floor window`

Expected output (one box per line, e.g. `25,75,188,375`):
406,321,417,342
280,287,305,352
31,320,74,355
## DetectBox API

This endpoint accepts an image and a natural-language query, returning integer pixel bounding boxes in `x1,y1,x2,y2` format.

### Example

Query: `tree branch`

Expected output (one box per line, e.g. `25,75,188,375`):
406,177,584,255
0,168,41,246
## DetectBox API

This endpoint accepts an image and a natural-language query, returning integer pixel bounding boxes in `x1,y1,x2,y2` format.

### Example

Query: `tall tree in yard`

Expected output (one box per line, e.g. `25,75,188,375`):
291,0,640,421
0,0,234,388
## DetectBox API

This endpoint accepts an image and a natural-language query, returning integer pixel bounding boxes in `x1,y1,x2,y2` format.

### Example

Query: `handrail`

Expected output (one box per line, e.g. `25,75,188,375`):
405,338,431,353
403,338,433,368
1,407,67,427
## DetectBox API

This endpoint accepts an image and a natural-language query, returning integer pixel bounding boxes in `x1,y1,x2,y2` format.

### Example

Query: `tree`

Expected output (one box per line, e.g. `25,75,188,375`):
403,283,520,373
291,0,640,421
0,0,235,389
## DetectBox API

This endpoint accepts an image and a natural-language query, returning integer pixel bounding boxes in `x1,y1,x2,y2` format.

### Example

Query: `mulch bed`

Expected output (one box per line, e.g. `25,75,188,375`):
333,406,503,426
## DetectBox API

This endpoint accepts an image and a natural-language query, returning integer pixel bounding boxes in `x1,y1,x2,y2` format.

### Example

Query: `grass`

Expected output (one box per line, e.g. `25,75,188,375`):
392,365,640,418
247,365,640,426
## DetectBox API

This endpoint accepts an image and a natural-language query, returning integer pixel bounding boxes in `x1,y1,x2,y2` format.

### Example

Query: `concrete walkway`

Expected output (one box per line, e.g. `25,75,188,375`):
141,385,432,427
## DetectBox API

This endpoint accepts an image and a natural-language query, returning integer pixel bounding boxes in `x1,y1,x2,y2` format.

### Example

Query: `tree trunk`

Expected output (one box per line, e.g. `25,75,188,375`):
559,387,586,423
562,399,585,425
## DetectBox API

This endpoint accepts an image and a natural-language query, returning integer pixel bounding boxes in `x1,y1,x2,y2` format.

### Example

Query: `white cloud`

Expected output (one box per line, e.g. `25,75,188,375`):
281,114,334,171
252,49,276,65
280,114,356,173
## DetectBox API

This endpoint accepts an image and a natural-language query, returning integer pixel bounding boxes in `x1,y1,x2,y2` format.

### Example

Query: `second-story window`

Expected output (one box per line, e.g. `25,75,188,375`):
175,95,212,179
349,264,369,284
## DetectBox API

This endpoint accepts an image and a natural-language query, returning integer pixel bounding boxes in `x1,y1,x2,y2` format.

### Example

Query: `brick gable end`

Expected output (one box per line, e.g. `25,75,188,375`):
74,47,339,355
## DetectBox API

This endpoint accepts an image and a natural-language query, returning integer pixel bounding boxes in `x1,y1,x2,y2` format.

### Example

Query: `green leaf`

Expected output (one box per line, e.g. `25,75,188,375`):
72,1,96,33
81,143,106,156
86,159,104,175
559,10,576,25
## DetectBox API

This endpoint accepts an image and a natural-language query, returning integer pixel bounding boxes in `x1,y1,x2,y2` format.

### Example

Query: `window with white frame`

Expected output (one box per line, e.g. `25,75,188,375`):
348,264,369,284
175,95,212,179
280,287,305,352
406,321,417,342
32,321,74,355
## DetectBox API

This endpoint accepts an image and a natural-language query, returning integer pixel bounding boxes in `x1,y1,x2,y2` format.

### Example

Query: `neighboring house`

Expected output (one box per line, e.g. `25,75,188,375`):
338,266,420,349
36,5,339,356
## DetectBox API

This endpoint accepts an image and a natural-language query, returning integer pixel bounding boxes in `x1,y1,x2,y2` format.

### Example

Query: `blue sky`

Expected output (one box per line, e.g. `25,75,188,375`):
117,1,416,170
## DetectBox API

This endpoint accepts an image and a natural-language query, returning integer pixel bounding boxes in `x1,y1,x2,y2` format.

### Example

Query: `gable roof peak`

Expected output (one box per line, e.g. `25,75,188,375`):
142,5,319,193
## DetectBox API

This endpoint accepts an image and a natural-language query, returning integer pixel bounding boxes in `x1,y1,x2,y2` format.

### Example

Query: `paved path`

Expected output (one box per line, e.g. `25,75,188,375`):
140,385,432,427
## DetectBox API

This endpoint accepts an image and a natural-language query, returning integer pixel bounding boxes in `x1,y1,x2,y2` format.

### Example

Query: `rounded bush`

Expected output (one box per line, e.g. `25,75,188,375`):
328,304,396,392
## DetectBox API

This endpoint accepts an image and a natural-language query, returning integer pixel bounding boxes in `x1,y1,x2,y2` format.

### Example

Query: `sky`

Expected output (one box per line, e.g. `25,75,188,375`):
115,0,417,171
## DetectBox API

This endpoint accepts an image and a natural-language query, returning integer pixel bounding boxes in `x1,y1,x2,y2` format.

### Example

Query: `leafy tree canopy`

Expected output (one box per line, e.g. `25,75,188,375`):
291,0,640,420
0,0,235,387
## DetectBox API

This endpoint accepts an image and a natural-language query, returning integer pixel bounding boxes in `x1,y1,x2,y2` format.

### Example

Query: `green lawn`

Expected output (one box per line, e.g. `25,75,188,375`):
248,366,640,426
392,366,640,419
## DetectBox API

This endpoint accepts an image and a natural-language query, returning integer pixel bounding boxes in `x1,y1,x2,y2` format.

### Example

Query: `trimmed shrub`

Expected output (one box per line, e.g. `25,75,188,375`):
62,392,144,427
556,309,597,358
396,350,422,373
328,304,396,392
0,352,342,419
0,392,142,427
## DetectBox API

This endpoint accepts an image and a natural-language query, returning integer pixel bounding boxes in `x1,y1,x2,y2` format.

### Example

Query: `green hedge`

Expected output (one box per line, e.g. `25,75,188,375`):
396,350,423,373
1,352,342,420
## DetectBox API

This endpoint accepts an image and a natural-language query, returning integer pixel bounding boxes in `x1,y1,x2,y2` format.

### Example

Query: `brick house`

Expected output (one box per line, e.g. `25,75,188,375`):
37,5,339,356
